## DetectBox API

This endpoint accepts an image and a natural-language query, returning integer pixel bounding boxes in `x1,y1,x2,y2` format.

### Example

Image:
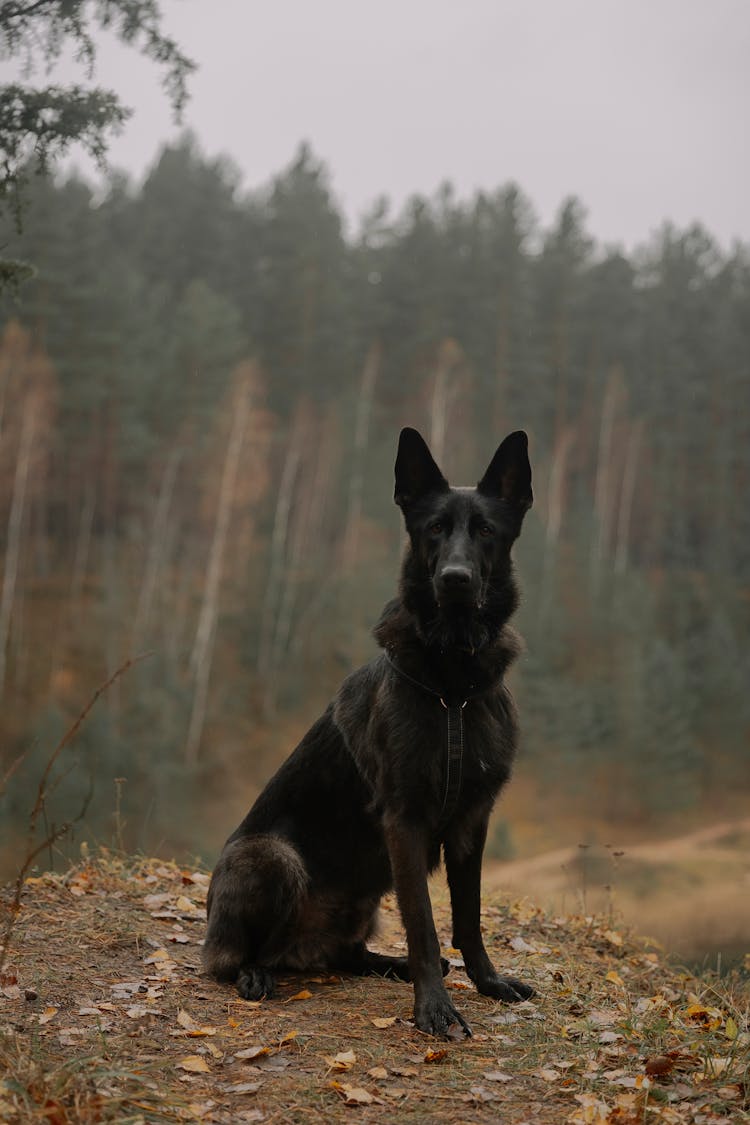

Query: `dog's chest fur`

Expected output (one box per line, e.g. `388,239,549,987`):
333,625,520,834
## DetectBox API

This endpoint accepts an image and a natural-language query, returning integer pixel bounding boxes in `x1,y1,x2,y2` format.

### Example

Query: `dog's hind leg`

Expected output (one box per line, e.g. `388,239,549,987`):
334,943,412,981
335,944,450,982
203,834,308,999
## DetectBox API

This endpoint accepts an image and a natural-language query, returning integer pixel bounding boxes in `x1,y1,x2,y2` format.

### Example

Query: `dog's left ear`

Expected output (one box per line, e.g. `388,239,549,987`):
477,431,533,510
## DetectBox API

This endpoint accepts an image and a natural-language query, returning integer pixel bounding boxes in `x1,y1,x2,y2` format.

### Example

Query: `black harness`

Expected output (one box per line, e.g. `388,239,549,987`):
384,651,494,828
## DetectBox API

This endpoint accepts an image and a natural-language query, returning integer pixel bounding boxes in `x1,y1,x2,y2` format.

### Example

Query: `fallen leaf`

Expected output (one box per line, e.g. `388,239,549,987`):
38,1007,58,1024
144,949,171,965
235,1046,270,1061
605,970,624,987
683,1002,722,1030
483,1070,514,1082
220,1082,262,1095
143,893,170,909
644,1055,675,1077
175,895,201,913
509,936,538,954
535,1068,561,1082
125,1005,158,1019
424,1048,448,1064
724,1016,738,1040
176,1055,210,1074
330,1081,374,1105
368,1066,388,1079
569,1092,611,1124
588,1009,618,1027
371,1016,397,1028
391,1065,418,1077
469,1085,500,1102
695,1056,731,1080
325,1050,357,1071
171,1008,217,1038
287,989,312,1002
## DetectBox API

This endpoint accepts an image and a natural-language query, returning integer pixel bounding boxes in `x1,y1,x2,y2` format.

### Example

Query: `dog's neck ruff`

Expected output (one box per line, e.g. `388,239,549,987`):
383,650,498,707
384,651,493,827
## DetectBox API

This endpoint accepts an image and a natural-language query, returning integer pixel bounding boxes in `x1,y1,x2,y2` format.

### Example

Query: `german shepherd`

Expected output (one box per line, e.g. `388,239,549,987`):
204,427,535,1038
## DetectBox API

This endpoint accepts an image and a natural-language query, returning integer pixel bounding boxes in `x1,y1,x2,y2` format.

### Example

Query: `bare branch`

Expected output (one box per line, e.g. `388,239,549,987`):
0,651,151,974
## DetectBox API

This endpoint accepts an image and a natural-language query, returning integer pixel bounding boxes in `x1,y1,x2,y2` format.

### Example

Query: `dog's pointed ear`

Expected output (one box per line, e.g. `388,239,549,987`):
477,431,533,510
394,428,449,509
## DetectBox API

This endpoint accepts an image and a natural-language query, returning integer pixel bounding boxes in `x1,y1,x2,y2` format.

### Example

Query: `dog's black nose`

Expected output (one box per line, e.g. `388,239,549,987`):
439,566,472,588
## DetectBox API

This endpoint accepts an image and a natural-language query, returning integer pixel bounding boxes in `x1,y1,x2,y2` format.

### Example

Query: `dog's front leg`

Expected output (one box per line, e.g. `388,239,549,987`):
444,818,535,1003
383,816,471,1038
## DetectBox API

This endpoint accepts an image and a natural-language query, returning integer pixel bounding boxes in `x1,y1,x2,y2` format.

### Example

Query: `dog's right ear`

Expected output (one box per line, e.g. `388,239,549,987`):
394,428,449,510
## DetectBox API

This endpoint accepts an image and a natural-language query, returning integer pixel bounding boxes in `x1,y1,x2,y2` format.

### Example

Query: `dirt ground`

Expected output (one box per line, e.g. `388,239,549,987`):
1,851,748,1124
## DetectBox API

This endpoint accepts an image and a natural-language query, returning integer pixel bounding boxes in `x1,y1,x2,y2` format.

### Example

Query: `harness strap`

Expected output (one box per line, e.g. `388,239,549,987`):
384,651,484,828
439,699,467,826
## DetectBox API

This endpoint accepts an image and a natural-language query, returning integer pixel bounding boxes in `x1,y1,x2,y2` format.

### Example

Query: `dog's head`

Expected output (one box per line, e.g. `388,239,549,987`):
394,428,532,647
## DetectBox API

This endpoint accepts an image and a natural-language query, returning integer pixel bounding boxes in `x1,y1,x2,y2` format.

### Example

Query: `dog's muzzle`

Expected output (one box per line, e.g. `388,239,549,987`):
435,566,478,607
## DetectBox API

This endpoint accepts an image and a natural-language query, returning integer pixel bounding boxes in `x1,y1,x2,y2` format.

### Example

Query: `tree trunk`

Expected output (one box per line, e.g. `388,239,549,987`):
614,418,643,576
0,397,35,698
185,386,250,765
590,372,621,593
342,344,379,572
132,447,182,650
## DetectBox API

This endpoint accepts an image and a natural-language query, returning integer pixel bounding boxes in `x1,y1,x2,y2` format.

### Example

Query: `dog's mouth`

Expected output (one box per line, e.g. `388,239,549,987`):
436,595,483,611
433,582,486,613
422,592,492,653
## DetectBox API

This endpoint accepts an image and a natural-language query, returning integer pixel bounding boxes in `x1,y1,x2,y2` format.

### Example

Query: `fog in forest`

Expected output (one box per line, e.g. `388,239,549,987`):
1,2,748,962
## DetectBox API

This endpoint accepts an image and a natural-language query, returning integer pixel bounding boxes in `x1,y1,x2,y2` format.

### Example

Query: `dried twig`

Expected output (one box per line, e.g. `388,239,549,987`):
0,652,150,974
0,751,24,798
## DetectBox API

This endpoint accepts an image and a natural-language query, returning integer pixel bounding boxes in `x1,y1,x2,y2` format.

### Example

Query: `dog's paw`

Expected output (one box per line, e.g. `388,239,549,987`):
414,990,472,1039
476,973,535,1003
237,966,275,1000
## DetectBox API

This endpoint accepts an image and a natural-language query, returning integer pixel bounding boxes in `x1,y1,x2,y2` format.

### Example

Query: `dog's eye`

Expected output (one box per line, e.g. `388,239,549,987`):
429,521,444,535
479,524,494,537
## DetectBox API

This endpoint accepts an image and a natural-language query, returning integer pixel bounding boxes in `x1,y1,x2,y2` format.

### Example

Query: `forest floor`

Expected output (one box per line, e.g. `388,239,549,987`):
1,852,748,1124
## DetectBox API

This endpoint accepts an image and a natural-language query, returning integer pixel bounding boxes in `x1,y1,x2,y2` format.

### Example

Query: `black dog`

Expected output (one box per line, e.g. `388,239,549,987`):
204,427,535,1037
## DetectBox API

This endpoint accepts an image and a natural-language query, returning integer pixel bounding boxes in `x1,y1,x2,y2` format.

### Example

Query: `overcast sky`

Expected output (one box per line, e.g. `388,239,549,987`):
37,0,750,248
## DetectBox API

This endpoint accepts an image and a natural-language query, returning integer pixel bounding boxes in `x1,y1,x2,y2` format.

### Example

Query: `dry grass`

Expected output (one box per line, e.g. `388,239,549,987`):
484,818,750,963
1,850,748,1124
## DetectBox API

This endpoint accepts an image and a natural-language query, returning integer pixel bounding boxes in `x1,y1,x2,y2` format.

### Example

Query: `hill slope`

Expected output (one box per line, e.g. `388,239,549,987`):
486,818,750,964
1,853,748,1124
